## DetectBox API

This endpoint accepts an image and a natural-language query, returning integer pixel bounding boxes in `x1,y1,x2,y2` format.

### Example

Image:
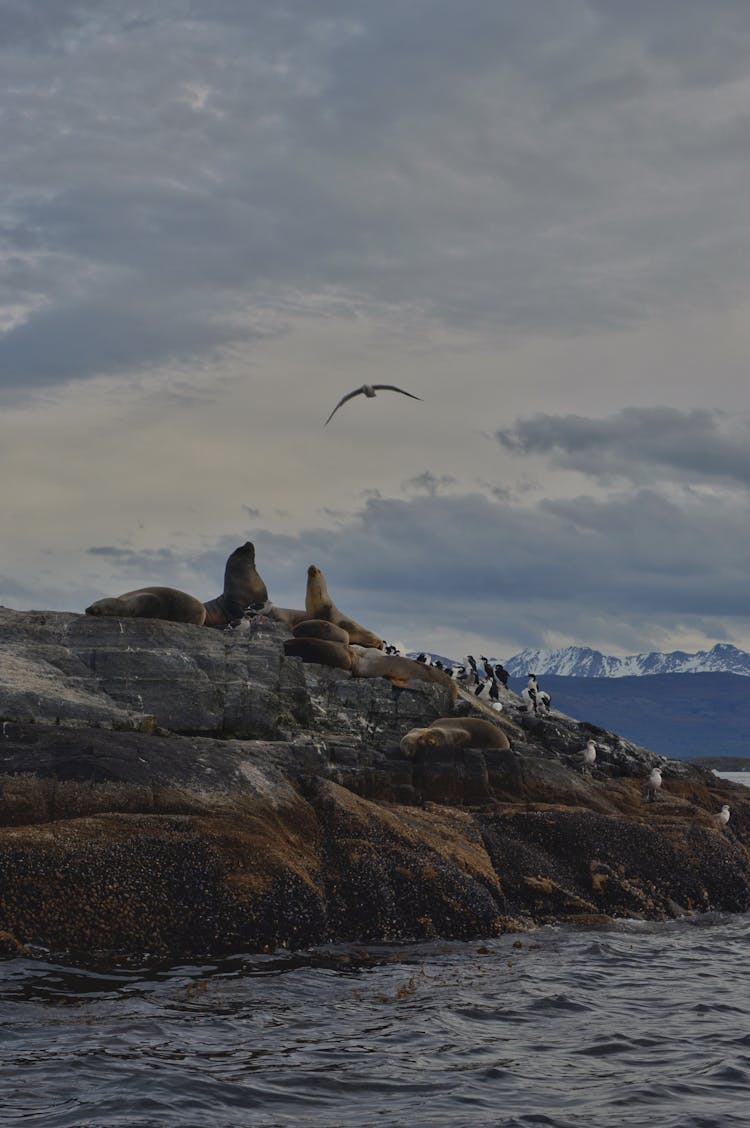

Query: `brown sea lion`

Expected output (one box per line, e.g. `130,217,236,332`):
292,619,350,644
85,587,207,626
266,605,310,628
400,717,511,758
283,638,456,696
203,542,269,628
348,644,456,695
305,565,383,649
283,637,356,670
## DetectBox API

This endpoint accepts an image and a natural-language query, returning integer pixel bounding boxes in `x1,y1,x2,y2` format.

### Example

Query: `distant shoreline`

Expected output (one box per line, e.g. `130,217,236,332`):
693,757,750,772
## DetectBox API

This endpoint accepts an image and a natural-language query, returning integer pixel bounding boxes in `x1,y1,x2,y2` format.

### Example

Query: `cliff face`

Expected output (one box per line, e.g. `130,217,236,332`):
0,607,748,960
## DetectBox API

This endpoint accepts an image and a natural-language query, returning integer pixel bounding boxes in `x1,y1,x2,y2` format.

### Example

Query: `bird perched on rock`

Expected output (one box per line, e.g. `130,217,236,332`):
494,664,509,687
324,384,422,425
522,674,551,716
475,677,500,703
644,766,662,801
715,804,731,827
580,739,597,774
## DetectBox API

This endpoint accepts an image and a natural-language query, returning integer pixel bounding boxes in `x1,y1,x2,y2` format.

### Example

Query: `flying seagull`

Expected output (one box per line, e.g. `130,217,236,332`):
323,384,422,426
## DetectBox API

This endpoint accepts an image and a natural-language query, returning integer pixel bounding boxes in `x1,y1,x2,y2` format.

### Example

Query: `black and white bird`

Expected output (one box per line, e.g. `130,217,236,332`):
494,664,509,687
523,674,551,715
324,384,422,425
475,677,500,703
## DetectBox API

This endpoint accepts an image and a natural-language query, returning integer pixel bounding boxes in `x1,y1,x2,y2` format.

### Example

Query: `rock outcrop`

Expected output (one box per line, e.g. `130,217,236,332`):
0,606,748,959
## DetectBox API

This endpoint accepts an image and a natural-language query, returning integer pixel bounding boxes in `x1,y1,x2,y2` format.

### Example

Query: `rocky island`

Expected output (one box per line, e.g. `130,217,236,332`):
0,605,748,960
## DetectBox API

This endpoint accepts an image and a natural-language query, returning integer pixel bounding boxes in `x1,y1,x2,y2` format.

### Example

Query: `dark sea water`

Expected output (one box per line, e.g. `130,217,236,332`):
2,915,750,1128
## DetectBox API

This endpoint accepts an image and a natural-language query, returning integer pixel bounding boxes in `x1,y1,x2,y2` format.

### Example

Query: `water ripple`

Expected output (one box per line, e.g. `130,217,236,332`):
2,916,750,1127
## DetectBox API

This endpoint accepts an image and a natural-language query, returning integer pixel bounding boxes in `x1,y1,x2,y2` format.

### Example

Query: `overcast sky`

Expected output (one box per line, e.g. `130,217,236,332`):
3,0,750,659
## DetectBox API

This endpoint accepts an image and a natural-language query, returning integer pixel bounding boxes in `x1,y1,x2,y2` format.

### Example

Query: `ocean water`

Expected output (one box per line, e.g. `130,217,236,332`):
1,915,750,1128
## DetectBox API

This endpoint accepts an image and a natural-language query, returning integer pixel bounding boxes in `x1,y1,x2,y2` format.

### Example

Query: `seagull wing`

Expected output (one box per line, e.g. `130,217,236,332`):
323,387,366,425
371,384,422,402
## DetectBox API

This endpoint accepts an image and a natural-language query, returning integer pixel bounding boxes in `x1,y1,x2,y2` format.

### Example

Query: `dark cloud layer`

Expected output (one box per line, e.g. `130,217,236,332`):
84,481,743,655
4,2,750,393
497,407,750,487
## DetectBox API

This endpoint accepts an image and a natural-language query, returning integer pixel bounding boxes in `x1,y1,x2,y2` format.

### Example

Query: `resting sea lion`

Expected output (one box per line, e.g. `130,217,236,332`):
305,565,384,649
292,619,350,644
400,717,510,758
203,542,269,628
85,587,207,626
284,637,355,671
283,638,456,696
266,605,310,628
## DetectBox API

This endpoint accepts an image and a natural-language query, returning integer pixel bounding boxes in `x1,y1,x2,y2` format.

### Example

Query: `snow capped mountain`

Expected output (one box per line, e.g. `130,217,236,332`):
505,643,750,678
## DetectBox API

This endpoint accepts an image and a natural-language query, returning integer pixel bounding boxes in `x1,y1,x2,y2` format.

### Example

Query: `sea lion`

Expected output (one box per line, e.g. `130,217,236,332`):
305,565,383,649
400,717,511,759
283,637,356,671
292,619,350,644
85,587,207,626
266,605,310,628
203,542,269,628
283,637,456,696
348,644,456,694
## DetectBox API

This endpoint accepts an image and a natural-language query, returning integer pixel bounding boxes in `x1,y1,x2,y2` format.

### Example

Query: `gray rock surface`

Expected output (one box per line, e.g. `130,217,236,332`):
0,606,748,959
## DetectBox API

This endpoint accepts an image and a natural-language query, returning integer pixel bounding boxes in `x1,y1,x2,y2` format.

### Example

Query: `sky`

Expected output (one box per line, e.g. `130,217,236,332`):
3,0,750,660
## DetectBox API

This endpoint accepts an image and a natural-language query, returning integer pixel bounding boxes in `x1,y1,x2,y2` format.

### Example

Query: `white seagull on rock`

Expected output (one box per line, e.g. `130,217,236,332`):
716,804,731,827
645,765,663,802
580,739,597,773
324,384,422,425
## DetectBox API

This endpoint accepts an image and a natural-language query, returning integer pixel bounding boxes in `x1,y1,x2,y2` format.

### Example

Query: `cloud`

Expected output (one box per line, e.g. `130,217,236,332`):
497,407,750,488
219,485,750,655
402,471,457,497
5,3,750,398
5,3,750,663
6,472,750,657
86,545,180,564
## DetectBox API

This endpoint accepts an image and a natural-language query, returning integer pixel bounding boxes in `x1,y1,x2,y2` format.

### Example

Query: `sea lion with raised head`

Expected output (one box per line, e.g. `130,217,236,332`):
400,717,510,759
86,587,207,625
305,565,383,649
203,542,269,628
292,619,350,644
